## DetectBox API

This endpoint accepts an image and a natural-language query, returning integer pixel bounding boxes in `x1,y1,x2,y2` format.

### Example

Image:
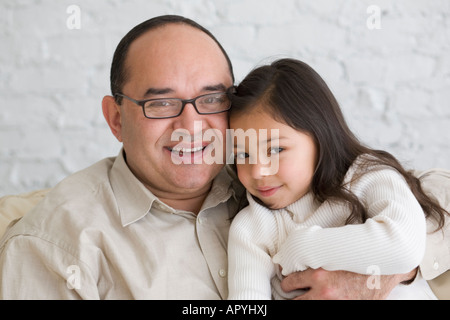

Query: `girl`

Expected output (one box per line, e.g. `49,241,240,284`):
227,58,448,300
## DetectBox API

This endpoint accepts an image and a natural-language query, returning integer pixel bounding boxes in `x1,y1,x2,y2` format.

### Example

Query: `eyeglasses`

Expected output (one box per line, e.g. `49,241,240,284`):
114,91,232,119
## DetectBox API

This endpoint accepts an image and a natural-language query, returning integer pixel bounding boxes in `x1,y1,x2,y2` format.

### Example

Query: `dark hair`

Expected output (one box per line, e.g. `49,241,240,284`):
110,15,234,100
230,58,448,230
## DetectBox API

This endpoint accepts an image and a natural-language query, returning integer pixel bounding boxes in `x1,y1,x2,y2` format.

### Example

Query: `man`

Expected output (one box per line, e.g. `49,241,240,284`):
0,15,447,299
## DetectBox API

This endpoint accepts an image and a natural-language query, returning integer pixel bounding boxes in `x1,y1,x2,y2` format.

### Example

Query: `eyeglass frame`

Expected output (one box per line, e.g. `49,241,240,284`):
113,88,234,119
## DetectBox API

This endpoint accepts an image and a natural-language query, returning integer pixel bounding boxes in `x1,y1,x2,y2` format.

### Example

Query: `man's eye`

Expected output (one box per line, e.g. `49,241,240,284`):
148,100,177,108
204,97,219,104
202,94,226,104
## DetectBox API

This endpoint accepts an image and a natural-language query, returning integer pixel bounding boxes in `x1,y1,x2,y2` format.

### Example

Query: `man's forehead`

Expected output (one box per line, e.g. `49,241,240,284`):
128,24,221,60
123,24,231,94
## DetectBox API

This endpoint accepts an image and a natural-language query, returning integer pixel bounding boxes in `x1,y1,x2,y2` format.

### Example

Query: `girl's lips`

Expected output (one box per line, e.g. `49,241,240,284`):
257,186,281,197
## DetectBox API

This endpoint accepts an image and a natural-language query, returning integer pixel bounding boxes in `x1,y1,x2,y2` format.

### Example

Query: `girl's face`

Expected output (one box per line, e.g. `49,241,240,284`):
230,106,318,209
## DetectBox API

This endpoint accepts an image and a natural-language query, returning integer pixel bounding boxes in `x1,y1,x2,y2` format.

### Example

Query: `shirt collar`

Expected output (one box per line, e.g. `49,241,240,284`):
201,166,236,212
109,149,158,226
109,149,242,226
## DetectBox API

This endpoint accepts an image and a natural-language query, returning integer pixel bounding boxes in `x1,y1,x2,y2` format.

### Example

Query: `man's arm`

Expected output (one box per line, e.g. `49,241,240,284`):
277,168,450,300
0,235,98,299
280,268,417,300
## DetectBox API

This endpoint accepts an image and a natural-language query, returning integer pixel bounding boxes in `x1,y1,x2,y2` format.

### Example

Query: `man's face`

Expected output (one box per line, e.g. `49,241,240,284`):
112,24,233,201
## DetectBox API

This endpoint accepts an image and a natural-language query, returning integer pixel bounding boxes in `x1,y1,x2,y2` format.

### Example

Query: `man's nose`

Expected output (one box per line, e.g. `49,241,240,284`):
172,102,205,134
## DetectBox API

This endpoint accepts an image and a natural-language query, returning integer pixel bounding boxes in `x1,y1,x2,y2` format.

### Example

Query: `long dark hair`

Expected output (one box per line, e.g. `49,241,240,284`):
230,58,448,230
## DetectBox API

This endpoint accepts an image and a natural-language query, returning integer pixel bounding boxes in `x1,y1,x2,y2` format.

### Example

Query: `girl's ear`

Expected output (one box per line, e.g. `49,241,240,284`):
102,95,123,142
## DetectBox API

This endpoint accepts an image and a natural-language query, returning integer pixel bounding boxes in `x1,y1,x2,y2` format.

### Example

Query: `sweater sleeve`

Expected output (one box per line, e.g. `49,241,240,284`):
227,206,278,300
272,168,427,276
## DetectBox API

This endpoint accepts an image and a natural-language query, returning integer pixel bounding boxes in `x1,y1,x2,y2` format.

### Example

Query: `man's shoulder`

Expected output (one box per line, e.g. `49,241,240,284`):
1,156,119,246
34,156,116,212
62,156,116,187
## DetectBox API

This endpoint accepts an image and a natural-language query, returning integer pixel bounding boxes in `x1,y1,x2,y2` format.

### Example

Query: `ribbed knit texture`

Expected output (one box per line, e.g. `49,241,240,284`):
227,156,427,300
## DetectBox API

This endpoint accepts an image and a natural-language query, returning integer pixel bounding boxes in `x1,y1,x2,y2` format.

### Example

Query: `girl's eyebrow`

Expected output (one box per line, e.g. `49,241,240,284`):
260,136,286,144
233,136,287,149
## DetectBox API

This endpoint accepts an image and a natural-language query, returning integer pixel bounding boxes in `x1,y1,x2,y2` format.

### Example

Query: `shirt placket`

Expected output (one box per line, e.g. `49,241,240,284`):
196,201,231,299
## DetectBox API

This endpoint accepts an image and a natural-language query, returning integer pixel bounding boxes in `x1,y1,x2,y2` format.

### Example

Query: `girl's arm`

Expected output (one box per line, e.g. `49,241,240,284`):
273,168,426,276
227,206,278,300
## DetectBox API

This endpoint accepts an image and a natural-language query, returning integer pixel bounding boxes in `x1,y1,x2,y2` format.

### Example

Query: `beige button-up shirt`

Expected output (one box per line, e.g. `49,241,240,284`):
0,150,244,299
415,169,450,299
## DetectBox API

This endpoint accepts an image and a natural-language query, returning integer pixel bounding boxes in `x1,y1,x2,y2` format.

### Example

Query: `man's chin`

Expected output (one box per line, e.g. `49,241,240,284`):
169,163,224,189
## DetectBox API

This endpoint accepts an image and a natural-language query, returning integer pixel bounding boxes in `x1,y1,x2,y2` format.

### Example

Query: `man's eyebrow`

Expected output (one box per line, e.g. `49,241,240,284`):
203,84,227,92
142,84,227,98
143,87,174,97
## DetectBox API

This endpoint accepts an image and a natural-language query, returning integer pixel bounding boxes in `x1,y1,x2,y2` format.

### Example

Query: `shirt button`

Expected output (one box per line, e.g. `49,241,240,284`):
433,261,440,270
218,269,227,278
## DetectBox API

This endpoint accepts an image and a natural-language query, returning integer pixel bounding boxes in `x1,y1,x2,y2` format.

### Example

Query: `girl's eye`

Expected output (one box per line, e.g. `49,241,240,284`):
235,152,249,159
269,147,283,155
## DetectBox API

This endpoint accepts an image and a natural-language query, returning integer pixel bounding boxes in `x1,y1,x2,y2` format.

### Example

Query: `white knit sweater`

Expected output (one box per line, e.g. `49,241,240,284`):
227,156,428,300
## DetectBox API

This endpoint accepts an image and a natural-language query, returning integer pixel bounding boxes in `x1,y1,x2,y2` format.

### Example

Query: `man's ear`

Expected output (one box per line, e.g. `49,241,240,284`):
102,95,123,142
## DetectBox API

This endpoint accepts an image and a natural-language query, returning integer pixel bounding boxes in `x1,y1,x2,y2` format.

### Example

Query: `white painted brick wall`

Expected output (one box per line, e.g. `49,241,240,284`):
1,0,449,196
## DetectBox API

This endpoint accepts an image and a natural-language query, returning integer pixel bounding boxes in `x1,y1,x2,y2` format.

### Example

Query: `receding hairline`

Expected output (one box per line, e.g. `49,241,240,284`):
124,22,226,76
111,17,235,97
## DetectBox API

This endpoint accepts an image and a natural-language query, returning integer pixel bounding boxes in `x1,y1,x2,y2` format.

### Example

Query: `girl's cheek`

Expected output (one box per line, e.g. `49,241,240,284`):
237,166,251,188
